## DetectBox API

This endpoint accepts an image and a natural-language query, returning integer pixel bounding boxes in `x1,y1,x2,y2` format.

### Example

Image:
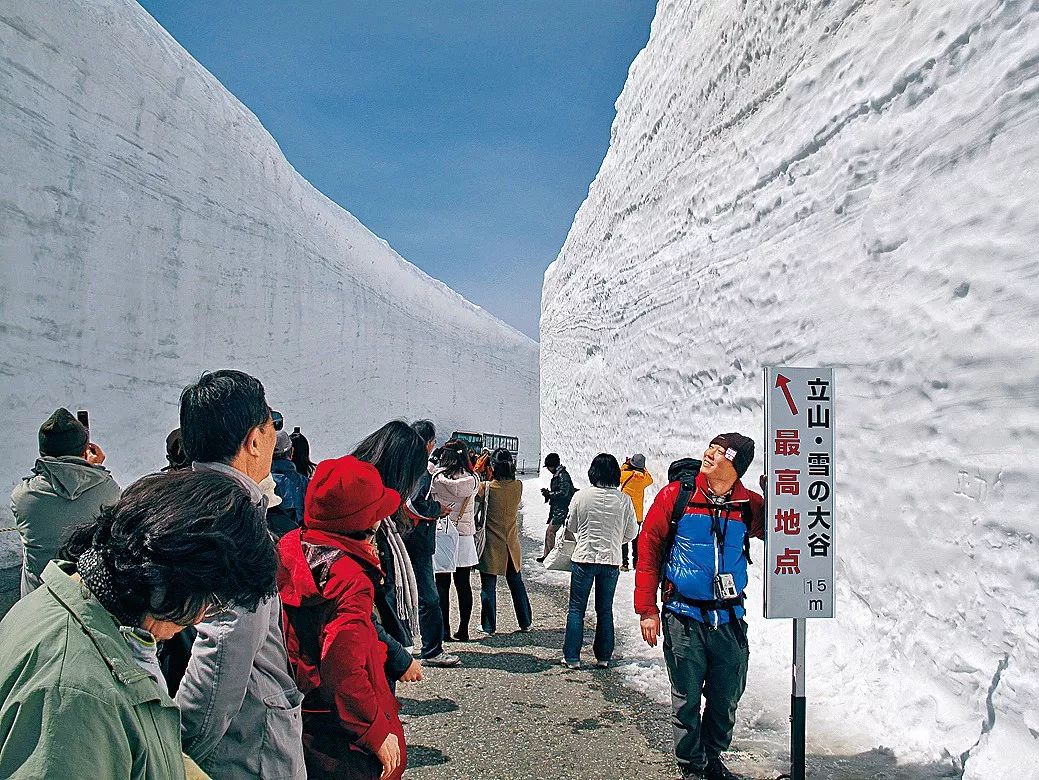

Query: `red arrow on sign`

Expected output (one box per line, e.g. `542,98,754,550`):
775,374,798,416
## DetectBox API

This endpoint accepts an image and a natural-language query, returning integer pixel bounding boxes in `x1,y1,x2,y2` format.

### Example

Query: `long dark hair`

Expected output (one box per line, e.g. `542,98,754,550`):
60,470,276,625
437,441,474,479
290,430,316,477
491,448,515,481
351,421,427,506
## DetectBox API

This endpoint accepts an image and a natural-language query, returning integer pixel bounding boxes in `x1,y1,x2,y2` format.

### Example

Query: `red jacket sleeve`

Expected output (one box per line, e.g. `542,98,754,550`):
634,481,681,618
747,489,766,540
320,560,393,755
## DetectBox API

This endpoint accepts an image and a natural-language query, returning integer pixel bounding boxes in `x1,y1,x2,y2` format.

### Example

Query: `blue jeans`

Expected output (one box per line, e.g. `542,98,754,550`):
563,562,620,663
479,558,532,633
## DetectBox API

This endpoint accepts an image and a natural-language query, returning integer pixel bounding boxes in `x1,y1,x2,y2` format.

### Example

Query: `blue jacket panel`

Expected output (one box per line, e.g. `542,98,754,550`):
271,458,308,528
664,500,750,625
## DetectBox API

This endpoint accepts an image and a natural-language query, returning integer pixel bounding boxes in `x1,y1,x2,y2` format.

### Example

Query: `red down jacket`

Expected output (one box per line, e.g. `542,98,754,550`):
278,527,405,780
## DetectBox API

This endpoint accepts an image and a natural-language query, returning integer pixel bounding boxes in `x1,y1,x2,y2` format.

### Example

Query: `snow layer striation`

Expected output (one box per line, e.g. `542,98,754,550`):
541,0,1039,776
0,0,539,558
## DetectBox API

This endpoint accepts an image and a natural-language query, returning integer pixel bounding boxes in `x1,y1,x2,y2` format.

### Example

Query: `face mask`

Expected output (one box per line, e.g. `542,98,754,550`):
258,473,282,508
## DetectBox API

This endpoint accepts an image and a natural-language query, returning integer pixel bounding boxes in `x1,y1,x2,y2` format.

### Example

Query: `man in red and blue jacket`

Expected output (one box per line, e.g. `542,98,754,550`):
635,433,765,780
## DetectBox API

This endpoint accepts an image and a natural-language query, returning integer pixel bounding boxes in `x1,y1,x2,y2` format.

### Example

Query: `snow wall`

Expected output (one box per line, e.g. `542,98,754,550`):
541,0,1038,776
0,0,540,561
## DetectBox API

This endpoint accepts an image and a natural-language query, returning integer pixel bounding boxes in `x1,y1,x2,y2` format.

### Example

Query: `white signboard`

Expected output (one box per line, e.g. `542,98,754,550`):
764,367,835,619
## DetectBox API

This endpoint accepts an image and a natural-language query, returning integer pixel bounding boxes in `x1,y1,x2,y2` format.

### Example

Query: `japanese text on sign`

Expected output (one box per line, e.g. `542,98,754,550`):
764,367,835,619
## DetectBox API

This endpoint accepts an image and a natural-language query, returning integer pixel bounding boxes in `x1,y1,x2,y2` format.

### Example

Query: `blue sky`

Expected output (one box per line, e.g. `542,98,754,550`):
137,1,656,340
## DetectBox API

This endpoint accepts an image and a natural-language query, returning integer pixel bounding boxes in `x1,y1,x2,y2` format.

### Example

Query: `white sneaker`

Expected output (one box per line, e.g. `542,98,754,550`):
422,652,461,668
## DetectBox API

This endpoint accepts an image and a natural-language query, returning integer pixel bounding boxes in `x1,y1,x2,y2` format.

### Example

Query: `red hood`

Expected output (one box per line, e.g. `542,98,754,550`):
277,529,320,608
277,527,381,608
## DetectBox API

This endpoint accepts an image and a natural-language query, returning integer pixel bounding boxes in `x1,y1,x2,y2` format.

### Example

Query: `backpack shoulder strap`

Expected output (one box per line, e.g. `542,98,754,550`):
739,502,754,565
659,481,695,598
665,481,695,550
671,482,693,524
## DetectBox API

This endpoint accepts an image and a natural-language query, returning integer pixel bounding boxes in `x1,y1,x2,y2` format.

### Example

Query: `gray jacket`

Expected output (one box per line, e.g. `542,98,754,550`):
177,462,305,780
11,456,121,596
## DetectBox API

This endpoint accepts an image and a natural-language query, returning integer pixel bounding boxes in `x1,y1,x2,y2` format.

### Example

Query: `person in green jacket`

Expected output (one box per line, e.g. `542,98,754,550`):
0,469,278,779
11,408,122,596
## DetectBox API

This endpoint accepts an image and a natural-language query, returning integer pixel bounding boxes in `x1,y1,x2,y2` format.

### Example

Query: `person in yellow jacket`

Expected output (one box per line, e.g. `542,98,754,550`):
619,454,653,571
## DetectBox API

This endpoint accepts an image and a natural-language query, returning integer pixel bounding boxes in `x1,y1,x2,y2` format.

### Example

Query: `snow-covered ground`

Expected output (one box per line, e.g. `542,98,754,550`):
540,2,1039,777
0,0,539,563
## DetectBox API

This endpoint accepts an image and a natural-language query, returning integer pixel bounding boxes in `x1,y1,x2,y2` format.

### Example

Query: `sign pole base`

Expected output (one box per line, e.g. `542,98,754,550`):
790,618,807,780
791,694,806,780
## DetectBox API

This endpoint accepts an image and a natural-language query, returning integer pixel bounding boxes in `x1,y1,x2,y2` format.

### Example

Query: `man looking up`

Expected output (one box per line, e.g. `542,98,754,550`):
635,433,765,780
176,370,306,780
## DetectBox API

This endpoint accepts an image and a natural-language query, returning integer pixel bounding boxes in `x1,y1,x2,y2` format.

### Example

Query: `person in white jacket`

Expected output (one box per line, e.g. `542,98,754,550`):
561,453,638,669
429,444,481,641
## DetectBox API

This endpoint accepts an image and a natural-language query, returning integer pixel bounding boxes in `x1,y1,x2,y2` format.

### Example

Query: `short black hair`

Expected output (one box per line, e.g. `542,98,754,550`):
352,421,428,502
491,448,515,481
60,470,276,625
588,453,621,488
179,370,269,463
544,452,560,470
411,420,436,445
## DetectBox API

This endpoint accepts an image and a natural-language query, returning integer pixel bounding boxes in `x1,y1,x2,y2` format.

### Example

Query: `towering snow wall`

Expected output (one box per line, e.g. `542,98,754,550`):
0,0,539,559
542,0,1038,776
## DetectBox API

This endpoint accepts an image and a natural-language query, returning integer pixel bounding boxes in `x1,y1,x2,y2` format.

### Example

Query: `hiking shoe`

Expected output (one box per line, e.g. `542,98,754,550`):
517,624,534,633
452,632,471,642
422,652,461,668
704,757,738,780
594,659,609,669
559,658,580,670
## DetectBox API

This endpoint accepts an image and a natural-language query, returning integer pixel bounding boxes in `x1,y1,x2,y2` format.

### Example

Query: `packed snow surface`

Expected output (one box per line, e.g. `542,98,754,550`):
541,1,1039,777
0,0,539,560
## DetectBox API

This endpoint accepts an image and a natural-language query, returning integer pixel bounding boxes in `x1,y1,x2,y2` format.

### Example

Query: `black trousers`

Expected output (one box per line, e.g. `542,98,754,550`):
404,524,445,658
436,566,474,639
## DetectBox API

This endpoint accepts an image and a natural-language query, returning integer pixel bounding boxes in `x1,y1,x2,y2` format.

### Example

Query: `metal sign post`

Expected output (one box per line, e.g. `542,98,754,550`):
764,367,835,780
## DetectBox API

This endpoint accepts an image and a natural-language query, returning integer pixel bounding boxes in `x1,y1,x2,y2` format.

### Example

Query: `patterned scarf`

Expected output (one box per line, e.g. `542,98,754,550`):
77,547,141,627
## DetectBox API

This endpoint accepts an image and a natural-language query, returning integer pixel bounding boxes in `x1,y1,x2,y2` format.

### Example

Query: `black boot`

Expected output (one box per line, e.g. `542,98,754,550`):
704,757,739,780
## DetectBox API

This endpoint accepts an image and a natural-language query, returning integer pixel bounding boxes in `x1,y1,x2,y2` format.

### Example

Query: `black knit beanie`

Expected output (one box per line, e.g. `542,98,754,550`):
39,408,89,457
709,432,754,479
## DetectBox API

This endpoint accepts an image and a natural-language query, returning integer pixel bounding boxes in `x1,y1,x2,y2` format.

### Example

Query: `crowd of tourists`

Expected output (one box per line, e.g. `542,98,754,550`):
0,366,766,780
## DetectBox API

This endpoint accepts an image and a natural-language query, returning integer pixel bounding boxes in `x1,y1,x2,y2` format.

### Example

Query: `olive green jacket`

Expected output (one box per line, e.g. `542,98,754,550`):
0,561,186,780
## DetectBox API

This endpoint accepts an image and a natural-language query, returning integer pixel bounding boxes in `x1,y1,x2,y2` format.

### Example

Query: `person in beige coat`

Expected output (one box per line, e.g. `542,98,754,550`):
477,449,532,634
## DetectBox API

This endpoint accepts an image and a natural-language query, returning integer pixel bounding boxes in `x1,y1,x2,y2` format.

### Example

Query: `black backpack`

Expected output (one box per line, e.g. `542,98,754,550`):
667,458,702,484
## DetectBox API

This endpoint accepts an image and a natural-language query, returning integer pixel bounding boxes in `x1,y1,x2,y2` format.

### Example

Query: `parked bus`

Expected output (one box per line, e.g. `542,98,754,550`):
450,431,519,461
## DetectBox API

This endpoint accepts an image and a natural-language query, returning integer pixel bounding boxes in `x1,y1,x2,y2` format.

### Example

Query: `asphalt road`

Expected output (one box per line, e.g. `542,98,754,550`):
399,558,680,780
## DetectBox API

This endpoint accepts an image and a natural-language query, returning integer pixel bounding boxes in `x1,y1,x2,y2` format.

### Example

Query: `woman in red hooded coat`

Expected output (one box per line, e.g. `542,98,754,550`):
278,455,406,780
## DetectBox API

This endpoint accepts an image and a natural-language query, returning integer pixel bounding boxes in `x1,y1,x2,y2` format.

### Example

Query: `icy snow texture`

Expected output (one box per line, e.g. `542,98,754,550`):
541,0,1039,776
0,0,539,560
